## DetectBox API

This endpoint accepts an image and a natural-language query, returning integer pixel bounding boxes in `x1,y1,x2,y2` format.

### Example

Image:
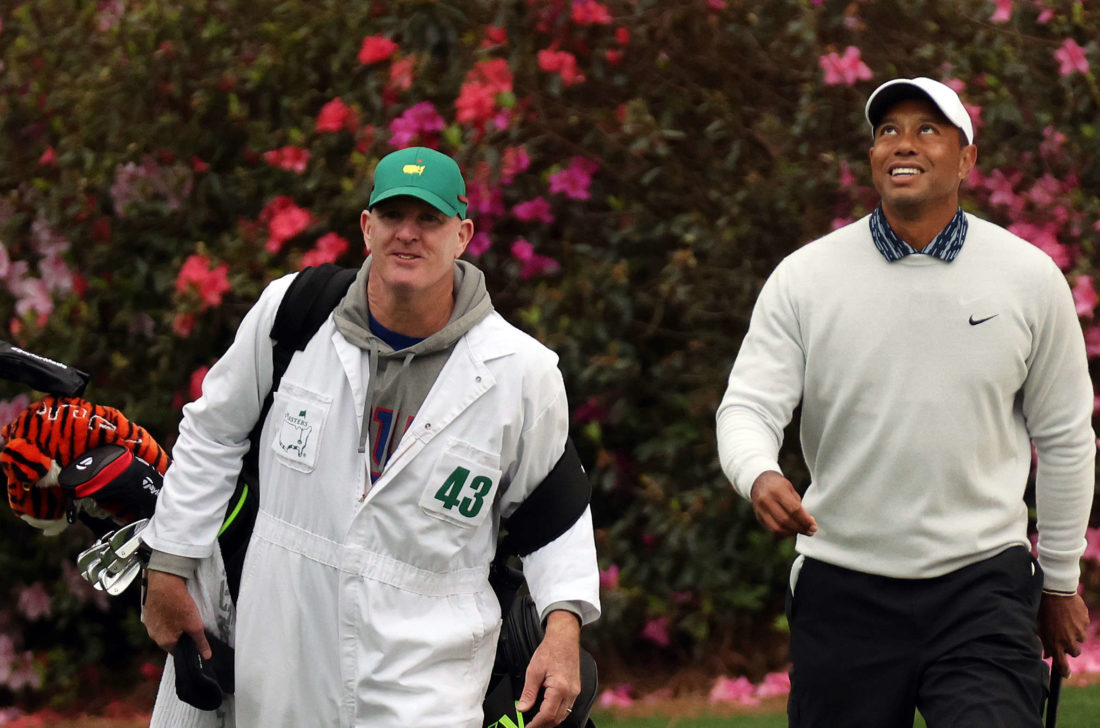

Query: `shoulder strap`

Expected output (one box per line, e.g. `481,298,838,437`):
218,264,356,603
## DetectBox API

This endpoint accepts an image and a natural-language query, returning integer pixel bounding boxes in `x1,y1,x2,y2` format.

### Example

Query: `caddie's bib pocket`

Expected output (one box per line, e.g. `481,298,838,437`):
269,381,332,473
418,438,503,528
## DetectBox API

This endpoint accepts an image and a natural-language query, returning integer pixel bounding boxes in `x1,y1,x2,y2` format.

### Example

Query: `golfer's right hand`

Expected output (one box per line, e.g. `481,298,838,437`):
143,569,211,659
750,471,818,538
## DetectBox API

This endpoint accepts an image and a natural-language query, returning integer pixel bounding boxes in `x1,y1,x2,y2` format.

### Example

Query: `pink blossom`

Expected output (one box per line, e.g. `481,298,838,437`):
109,155,194,217
39,255,74,296
16,583,51,621
263,146,311,174
571,0,612,25
388,101,446,148
13,278,52,320
455,82,498,127
0,394,30,427
466,232,493,258
640,616,670,647
260,196,315,254
466,176,506,220
1073,276,1097,318
1040,125,1067,162
709,675,759,705
755,671,792,698
819,46,872,86
300,232,349,268
573,397,608,423
189,366,209,402
316,97,357,133
1084,324,1100,358
990,0,1013,22
0,242,10,280
60,560,109,611
140,661,163,682
31,217,69,257
537,49,585,86
1007,222,1072,270
1036,4,1054,24
512,197,555,224
37,147,56,166
598,684,635,708
599,564,620,590
388,57,416,91
358,35,398,65
708,0,728,8
175,254,231,308
1027,174,1063,207
549,156,598,200
1083,527,1100,564
1054,38,1089,76
511,238,561,279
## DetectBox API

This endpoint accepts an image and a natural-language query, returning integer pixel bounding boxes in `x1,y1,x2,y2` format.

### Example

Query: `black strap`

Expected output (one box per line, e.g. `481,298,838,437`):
0,340,89,396
500,438,591,558
219,264,356,603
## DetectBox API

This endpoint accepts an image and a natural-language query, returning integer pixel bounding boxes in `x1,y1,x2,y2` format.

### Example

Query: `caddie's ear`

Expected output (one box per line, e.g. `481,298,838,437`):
360,210,372,254
454,218,475,259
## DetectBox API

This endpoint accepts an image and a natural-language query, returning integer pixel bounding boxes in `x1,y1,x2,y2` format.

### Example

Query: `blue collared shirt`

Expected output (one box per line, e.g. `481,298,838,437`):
869,205,969,263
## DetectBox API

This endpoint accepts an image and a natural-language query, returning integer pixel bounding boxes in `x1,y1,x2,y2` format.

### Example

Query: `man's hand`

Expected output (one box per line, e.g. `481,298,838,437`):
750,471,817,537
143,569,211,659
517,610,581,728
1038,591,1089,678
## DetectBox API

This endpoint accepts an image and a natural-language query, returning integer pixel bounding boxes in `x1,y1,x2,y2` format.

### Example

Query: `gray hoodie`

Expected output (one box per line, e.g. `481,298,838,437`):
332,257,494,482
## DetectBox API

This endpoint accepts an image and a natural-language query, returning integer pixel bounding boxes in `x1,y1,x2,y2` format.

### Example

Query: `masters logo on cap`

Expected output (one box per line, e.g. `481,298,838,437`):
368,146,469,219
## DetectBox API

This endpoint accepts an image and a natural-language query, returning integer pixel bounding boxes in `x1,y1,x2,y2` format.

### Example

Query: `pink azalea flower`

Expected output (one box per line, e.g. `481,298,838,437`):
1036,4,1054,24
571,0,612,25
16,583,51,621
316,97,357,133
0,394,30,427
501,146,532,185
175,254,231,308
1073,275,1097,318
263,146,311,174
537,49,585,86
598,684,635,708
708,0,728,8
465,232,493,258
37,147,56,166
388,101,445,148
511,238,561,279
819,46,872,87
259,196,315,254
1083,527,1100,564
388,57,416,92
38,255,74,296
13,277,52,320
549,156,598,200
755,671,792,698
512,197,555,224
300,232,349,268
189,366,209,402
455,81,498,127
599,564,620,590
709,675,759,705
990,0,1013,22
1084,323,1100,358
358,35,398,65
640,616,670,647
1008,222,1072,270
1054,38,1089,76
1040,125,1067,162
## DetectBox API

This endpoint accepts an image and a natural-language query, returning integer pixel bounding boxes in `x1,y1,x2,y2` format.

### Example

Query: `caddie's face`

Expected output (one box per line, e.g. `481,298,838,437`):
361,197,473,299
869,97,976,220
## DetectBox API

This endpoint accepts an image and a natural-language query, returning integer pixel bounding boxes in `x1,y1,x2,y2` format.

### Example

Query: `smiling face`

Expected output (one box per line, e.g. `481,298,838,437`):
869,97,977,222
361,196,474,304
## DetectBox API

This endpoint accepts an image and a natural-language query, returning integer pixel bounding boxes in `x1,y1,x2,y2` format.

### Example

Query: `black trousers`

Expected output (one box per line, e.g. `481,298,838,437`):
786,546,1047,728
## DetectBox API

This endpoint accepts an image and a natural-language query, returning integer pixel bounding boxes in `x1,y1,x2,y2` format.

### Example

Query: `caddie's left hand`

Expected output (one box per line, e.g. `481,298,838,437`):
1037,590,1090,678
517,609,581,727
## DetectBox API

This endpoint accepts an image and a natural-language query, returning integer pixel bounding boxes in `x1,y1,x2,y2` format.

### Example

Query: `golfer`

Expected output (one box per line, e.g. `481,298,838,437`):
717,77,1094,726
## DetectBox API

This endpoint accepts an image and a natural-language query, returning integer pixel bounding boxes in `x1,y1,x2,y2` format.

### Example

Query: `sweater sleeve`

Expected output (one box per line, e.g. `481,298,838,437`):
142,274,296,558
716,261,807,500
1023,262,1097,592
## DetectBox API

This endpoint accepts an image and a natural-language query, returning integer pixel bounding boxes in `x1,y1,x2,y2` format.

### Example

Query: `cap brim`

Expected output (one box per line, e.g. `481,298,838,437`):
866,83,936,129
369,186,461,218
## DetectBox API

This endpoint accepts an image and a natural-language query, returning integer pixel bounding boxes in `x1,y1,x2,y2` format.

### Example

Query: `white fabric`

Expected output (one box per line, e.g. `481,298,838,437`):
717,213,1095,591
143,272,600,728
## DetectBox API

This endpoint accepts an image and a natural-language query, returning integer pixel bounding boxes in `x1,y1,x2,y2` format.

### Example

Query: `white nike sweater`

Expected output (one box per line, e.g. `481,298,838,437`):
716,213,1096,591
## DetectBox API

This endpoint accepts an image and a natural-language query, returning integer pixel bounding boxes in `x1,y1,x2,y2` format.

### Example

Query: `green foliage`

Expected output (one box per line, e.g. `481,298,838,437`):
1,0,1099,703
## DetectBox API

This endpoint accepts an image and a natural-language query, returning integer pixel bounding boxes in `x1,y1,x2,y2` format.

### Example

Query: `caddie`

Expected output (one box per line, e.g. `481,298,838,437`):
717,77,1094,726
141,146,601,728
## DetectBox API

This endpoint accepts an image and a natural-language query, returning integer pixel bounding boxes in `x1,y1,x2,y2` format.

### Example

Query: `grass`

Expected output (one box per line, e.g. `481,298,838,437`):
589,679,1100,727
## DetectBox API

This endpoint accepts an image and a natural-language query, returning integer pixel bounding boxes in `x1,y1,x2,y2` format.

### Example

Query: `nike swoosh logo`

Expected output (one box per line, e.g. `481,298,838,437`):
969,314,998,325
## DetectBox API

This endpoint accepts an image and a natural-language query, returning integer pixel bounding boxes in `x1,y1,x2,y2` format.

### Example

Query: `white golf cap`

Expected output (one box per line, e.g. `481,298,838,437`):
865,77,974,145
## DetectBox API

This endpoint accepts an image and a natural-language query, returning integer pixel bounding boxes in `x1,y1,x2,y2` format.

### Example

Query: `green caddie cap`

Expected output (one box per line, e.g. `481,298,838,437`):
368,146,469,219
